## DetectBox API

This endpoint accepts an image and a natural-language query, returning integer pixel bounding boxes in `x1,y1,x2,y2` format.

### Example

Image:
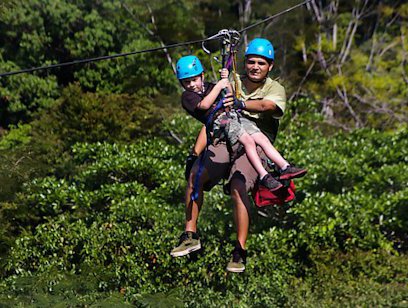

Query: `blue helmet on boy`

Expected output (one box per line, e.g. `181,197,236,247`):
245,38,274,61
176,55,204,80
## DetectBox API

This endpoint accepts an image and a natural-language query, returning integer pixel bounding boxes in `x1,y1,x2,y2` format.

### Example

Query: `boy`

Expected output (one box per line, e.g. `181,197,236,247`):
176,55,306,191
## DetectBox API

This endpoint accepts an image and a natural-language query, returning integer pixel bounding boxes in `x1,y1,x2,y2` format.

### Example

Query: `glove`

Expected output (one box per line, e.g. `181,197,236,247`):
185,154,198,181
233,98,246,110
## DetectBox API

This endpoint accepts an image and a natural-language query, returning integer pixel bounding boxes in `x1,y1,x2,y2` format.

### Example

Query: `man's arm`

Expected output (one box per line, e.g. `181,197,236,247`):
223,94,283,117
244,99,283,117
197,79,230,110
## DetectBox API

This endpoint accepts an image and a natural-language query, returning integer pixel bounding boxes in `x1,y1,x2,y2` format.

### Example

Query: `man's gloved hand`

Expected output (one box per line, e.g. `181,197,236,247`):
185,154,198,181
233,98,246,110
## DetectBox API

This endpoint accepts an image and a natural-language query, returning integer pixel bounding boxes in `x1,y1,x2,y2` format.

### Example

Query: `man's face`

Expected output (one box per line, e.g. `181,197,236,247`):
180,74,204,93
245,56,273,82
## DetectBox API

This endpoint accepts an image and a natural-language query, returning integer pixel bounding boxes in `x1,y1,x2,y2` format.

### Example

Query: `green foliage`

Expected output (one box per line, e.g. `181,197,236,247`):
0,0,188,126
0,59,59,126
287,251,408,307
30,84,180,155
0,123,31,150
1,113,407,306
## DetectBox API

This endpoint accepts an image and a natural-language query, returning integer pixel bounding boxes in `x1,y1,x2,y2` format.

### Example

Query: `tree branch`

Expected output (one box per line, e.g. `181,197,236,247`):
121,1,176,74
366,16,378,71
145,3,176,74
289,60,315,101
336,65,362,128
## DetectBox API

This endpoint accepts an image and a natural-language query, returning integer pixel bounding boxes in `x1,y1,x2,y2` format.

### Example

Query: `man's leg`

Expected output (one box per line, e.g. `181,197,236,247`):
230,178,250,249
226,177,250,272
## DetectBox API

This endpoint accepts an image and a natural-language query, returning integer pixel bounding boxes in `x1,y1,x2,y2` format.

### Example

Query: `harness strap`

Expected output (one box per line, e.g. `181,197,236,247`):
191,96,225,201
191,38,240,202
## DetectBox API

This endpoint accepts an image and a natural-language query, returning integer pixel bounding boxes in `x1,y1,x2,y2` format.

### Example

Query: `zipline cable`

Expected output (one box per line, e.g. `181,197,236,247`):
0,0,311,78
239,0,312,34
0,37,221,78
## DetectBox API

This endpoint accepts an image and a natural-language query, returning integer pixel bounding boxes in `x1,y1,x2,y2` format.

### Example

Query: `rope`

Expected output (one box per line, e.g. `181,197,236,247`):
231,50,240,99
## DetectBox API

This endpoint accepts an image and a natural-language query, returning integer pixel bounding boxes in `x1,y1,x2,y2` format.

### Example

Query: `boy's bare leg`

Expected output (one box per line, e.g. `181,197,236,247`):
250,132,288,169
238,133,268,179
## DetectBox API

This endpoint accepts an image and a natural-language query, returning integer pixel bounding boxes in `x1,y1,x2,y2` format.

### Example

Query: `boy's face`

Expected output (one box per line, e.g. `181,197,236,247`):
245,56,273,82
180,74,204,93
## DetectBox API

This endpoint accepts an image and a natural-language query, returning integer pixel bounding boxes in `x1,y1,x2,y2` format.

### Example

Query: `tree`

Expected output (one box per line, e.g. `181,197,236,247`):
291,0,408,129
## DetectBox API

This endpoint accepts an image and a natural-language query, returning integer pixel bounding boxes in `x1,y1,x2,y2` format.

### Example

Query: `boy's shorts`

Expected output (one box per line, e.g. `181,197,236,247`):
198,141,267,193
213,111,261,145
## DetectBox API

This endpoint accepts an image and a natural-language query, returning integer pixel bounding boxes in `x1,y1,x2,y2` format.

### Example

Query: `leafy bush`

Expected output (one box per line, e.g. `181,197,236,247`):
1,113,407,306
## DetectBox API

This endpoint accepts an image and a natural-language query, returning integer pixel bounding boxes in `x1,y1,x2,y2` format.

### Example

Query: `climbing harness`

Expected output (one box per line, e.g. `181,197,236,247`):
191,29,241,202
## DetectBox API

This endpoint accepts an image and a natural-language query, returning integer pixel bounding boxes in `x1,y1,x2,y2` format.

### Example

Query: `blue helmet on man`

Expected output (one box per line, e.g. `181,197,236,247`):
176,55,204,80
245,38,274,61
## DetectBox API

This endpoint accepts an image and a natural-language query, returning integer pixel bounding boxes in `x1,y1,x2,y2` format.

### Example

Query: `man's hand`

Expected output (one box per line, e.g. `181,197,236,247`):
223,93,246,110
222,92,235,108
233,98,246,110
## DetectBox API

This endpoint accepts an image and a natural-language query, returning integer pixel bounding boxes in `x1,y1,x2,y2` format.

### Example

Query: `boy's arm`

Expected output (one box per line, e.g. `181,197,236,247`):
196,79,229,110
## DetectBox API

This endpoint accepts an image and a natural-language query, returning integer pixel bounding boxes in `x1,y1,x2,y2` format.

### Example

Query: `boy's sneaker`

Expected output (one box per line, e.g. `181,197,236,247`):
170,231,201,257
279,165,307,180
226,246,247,273
260,174,283,192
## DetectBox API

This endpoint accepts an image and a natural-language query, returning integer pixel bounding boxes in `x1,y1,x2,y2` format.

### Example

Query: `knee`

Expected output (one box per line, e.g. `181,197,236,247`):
241,134,255,148
257,133,269,144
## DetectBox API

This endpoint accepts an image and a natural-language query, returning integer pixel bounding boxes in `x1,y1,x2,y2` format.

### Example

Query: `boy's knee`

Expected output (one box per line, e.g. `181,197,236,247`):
240,133,255,148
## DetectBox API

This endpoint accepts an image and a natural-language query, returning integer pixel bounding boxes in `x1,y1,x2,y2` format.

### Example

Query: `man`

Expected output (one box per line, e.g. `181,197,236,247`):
171,38,286,273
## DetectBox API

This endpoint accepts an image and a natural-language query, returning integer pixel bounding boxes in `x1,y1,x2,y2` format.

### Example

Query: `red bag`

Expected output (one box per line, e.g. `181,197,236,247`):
252,180,296,207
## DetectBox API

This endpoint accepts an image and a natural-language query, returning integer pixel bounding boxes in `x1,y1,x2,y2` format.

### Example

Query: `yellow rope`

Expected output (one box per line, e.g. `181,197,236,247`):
231,50,241,99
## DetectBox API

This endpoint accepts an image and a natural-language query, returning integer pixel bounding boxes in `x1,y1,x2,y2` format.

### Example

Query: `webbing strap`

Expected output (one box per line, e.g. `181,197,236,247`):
190,49,236,201
191,97,225,201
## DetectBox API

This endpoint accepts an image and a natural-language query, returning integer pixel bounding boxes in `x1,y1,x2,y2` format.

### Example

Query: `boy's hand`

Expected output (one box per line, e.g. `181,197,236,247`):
216,78,230,90
220,68,229,79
